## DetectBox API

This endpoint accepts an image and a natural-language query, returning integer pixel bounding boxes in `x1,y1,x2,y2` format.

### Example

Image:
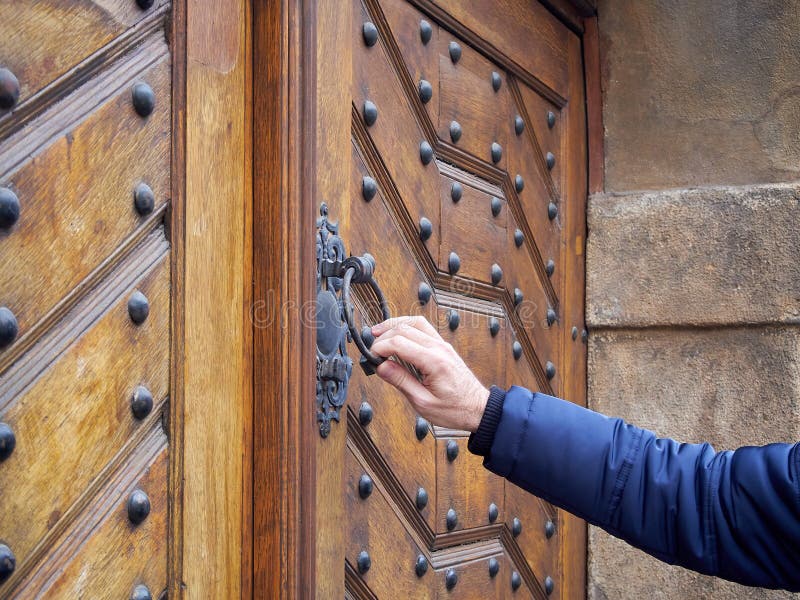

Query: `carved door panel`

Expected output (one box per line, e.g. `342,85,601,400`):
316,0,588,597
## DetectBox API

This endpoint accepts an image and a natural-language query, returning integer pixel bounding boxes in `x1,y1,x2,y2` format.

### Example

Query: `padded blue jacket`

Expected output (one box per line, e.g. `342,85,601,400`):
467,386,800,591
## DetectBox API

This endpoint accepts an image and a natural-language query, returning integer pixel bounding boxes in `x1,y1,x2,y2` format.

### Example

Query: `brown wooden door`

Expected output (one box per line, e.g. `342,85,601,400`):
303,0,589,597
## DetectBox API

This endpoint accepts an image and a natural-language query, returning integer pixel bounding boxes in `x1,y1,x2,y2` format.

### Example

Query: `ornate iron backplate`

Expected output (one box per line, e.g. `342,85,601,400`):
315,203,353,438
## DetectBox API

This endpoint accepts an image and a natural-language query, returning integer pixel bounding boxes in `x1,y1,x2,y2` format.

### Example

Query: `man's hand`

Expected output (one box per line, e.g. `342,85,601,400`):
370,316,490,432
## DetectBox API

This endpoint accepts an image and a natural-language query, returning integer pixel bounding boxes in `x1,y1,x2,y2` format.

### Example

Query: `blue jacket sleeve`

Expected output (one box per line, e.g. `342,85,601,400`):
476,386,800,591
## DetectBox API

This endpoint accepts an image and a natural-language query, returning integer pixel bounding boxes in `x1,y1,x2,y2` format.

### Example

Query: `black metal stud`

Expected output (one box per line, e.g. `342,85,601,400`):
451,182,462,202
447,310,460,331
546,308,557,327
512,341,522,360
0,307,19,348
445,568,458,590
448,252,460,275
581,329,588,343
418,282,432,305
416,487,429,510
420,140,434,165
544,576,554,595
358,474,373,499
488,318,500,338
0,423,15,461
449,121,462,143
357,550,371,574
545,361,556,380
0,68,20,111
419,217,433,241
446,439,459,461
448,41,462,63
131,386,153,420
359,401,373,426
415,554,429,577
136,0,155,9
362,22,379,47
511,571,522,591
491,264,503,286
546,152,556,170
491,71,501,92
130,584,152,600
548,202,558,221
514,115,524,135
572,326,578,340
363,100,378,126
491,196,502,217
420,20,432,45
362,176,377,202
547,110,556,128
446,508,458,530
132,82,155,117
514,175,524,193
418,79,433,104
488,502,499,523
127,489,151,525
512,517,522,537
133,182,155,216
0,187,20,229
128,291,150,325
514,229,524,247
545,520,556,539
488,558,499,578
490,142,502,164
513,288,523,307
0,544,15,583
546,259,555,277
415,416,429,441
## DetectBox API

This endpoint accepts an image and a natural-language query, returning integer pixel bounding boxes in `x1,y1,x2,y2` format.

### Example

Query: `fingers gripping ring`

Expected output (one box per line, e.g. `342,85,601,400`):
341,254,391,370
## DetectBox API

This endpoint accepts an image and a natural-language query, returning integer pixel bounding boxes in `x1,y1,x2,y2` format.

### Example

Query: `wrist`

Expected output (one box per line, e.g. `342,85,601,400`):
466,385,490,433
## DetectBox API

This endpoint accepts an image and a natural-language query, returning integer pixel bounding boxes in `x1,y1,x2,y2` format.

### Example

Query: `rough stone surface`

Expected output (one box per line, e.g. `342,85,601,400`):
586,184,800,328
599,0,800,192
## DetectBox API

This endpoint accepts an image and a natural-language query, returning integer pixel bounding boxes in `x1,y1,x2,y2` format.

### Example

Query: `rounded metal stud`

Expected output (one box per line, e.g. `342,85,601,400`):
581,329,588,343
544,576,554,595
514,174,524,193
415,554,429,577
491,264,503,286
0,544,15,583
418,281,432,305
514,229,524,248
547,202,558,221
136,0,155,9
448,41,462,63
513,288,523,307
546,152,556,170
447,310,460,331
514,115,524,135
0,307,19,348
448,252,460,275
130,584,152,600
359,401,373,426
416,487,429,510
449,120,462,143
358,474,373,499
419,20,432,44
418,80,433,106
546,308,557,327
419,216,433,241
420,140,434,165
545,361,556,380
362,22,379,47
571,326,578,340
131,385,154,420
545,520,556,539
488,557,500,578
0,68,20,111
490,142,502,164
415,416,429,441
488,317,500,338
511,517,522,537
490,196,502,217
128,291,150,325
512,341,522,360
361,325,375,348
547,110,556,128
511,571,522,591
545,259,555,277
357,550,371,574
450,181,462,202
133,182,155,216
0,423,15,461
362,176,377,202
131,82,155,117
488,502,499,523
363,100,378,126
127,489,151,525
0,187,20,229
446,508,458,530
446,439,459,461
491,71,501,92
445,568,458,590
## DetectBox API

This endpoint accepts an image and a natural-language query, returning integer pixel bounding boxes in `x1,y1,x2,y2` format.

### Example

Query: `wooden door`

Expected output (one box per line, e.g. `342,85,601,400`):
286,0,589,597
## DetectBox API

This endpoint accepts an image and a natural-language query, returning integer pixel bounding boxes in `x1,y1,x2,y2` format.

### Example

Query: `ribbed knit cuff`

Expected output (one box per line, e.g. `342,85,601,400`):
467,385,506,457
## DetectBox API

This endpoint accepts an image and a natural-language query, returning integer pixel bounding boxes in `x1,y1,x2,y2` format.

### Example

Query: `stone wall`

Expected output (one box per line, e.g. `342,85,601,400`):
586,1,800,598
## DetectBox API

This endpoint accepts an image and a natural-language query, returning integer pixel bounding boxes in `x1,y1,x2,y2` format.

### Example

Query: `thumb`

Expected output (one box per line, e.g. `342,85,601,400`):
376,359,432,408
